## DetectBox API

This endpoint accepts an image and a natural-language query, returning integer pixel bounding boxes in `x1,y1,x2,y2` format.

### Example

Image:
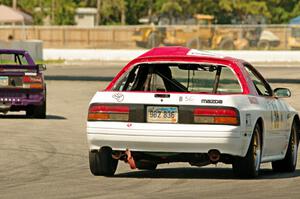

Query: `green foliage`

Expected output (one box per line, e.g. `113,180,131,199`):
100,0,125,25
291,1,300,19
0,0,300,25
0,0,12,5
156,0,194,23
266,0,300,23
125,0,151,24
53,0,76,25
218,0,270,23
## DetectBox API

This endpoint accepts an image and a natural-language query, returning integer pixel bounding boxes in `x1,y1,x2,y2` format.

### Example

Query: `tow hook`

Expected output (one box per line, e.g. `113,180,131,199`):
125,149,136,169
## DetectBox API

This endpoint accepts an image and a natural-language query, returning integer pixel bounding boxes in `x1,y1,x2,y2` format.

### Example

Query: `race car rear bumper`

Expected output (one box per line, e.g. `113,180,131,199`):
87,122,251,157
0,91,45,112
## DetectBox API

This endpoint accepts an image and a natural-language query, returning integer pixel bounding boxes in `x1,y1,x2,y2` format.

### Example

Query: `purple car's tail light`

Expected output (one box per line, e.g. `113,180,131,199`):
23,75,43,89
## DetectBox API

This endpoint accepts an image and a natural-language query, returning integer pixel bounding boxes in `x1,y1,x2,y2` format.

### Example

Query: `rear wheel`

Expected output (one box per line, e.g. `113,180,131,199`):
135,41,147,48
186,38,203,49
89,147,118,176
233,124,262,178
218,38,235,50
146,32,160,48
26,100,46,119
272,121,299,172
257,40,270,50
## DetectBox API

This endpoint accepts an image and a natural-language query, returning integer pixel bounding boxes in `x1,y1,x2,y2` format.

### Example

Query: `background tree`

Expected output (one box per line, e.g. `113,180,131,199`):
0,0,299,25
291,1,300,22
218,0,270,24
52,0,76,25
125,0,151,24
267,0,300,24
153,0,194,24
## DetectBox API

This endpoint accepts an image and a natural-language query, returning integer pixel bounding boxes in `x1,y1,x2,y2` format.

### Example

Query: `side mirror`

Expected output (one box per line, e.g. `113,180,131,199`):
274,88,291,98
37,64,47,71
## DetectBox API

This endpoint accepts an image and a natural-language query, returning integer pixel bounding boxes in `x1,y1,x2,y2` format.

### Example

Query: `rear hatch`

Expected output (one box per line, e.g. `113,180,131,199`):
89,62,245,125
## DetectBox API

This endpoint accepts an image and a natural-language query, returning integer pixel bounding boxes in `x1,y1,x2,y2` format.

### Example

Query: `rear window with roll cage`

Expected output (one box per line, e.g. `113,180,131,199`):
0,53,28,65
112,63,242,94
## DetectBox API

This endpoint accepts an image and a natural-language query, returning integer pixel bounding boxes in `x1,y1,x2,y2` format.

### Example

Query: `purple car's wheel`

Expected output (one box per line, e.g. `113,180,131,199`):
26,100,46,119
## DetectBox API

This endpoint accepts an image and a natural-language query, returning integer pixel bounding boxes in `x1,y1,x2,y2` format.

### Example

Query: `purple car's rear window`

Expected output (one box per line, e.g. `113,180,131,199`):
0,53,29,65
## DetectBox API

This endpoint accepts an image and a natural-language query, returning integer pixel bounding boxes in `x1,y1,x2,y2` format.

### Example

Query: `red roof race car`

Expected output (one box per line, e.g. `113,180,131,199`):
87,47,299,178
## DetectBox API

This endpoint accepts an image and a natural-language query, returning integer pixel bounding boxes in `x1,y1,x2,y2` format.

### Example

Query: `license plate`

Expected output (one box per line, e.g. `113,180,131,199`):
147,106,178,123
0,76,8,87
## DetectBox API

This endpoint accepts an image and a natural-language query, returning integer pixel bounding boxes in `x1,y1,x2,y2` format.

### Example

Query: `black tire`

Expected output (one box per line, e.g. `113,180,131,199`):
146,32,160,49
257,40,270,50
290,47,300,50
272,121,299,172
218,38,235,50
26,100,46,119
136,161,157,170
186,38,202,49
89,147,118,176
135,41,147,48
89,151,102,176
233,124,262,178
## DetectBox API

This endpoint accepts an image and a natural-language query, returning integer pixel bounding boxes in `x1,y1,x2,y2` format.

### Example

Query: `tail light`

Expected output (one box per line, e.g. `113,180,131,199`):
23,75,43,89
193,107,239,125
88,104,129,121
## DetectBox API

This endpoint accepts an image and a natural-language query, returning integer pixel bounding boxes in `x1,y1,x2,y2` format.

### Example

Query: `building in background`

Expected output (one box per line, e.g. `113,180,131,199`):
0,4,33,25
75,8,97,27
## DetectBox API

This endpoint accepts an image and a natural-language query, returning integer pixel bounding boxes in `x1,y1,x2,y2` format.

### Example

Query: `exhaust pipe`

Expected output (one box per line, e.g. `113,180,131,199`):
208,149,220,163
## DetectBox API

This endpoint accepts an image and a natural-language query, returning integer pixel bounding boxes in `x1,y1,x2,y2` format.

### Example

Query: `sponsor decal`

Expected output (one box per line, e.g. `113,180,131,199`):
201,99,223,104
185,96,194,102
248,97,258,104
127,123,132,128
246,113,251,127
25,72,37,76
187,49,224,58
267,100,280,129
112,93,124,102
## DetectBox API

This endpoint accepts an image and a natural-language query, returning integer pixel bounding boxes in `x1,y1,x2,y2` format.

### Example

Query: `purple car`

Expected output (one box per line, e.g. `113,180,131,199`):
0,49,46,118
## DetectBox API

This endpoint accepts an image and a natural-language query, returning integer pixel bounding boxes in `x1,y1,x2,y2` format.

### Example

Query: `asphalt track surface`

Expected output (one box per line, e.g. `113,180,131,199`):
1,63,300,199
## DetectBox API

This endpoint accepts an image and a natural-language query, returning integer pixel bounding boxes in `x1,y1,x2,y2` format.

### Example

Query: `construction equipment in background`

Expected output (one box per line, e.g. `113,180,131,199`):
162,14,248,50
132,24,166,49
288,16,300,50
132,14,280,50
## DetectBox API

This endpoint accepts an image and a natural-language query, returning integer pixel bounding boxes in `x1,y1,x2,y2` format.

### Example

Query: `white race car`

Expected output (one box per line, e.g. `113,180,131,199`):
87,47,299,178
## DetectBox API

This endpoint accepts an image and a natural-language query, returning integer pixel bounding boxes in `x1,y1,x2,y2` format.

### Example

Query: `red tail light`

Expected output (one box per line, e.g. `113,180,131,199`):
88,104,129,121
23,76,43,89
193,107,239,125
